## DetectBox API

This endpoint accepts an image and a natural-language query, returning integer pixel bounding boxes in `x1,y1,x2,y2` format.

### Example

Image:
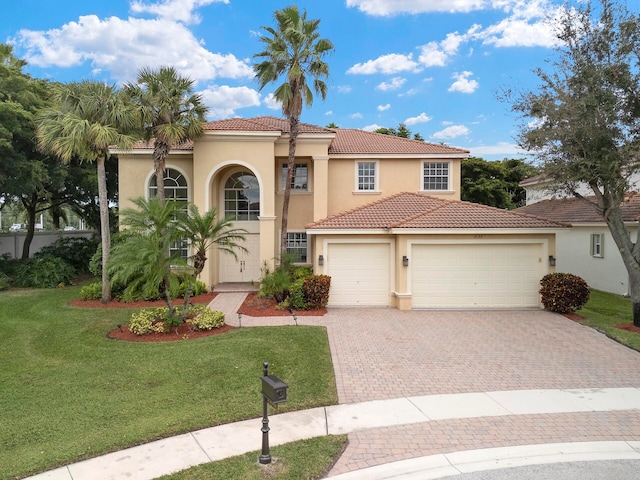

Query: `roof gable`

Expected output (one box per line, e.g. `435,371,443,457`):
515,195,640,223
306,192,567,230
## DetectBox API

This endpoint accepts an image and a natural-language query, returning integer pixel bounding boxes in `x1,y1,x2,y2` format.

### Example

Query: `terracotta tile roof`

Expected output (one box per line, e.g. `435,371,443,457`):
203,116,333,134
130,139,194,150
329,129,469,156
515,195,640,223
306,192,567,230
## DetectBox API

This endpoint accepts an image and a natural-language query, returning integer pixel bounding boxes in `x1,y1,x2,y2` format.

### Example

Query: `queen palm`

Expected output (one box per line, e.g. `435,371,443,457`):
36,81,139,302
125,66,207,204
254,5,333,258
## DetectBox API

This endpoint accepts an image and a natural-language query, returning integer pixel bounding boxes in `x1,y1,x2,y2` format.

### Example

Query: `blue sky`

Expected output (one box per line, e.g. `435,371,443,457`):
3,0,632,160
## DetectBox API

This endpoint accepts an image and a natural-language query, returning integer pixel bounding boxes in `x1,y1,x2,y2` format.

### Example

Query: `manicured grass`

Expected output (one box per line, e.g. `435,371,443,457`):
160,435,348,480
0,287,337,480
577,289,640,352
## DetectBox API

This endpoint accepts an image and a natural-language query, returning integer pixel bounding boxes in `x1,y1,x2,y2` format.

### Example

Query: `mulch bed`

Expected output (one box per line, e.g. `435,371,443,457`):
70,291,325,342
237,292,327,317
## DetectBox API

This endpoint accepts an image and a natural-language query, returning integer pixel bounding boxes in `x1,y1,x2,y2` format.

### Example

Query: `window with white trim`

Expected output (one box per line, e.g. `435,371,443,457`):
281,163,308,191
590,233,604,257
357,161,377,191
286,232,308,263
149,168,189,258
423,162,450,191
225,172,260,221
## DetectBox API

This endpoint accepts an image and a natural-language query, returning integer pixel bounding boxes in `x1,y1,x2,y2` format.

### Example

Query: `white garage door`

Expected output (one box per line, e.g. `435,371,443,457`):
412,243,543,308
327,243,390,306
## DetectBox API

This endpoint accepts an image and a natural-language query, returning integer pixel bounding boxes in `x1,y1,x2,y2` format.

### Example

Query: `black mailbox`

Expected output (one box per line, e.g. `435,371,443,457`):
261,374,288,404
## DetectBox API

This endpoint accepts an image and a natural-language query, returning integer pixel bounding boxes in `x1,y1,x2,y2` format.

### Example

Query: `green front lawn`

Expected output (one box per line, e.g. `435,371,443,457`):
0,287,337,479
577,289,640,352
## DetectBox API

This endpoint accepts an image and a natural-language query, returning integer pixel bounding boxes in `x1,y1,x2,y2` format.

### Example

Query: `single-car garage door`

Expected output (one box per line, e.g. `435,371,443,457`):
412,243,543,308
326,243,390,306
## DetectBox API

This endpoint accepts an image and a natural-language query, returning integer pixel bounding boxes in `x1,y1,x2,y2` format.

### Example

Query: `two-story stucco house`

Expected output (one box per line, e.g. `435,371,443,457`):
114,116,564,310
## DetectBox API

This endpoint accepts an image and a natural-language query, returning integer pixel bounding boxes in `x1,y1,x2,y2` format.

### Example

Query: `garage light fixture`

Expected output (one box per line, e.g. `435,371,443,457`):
548,255,556,267
318,254,324,265
402,255,409,267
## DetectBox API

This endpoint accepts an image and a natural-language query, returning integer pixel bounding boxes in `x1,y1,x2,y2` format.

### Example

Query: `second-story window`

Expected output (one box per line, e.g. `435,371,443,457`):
423,162,449,191
281,163,308,191
357,161,377,191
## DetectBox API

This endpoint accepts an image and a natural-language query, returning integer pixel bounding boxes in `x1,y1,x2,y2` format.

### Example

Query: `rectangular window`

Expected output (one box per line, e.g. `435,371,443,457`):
286,233,308,263
357,161,377,191
281,163,308,191
590,233,604,257
423,162,450,191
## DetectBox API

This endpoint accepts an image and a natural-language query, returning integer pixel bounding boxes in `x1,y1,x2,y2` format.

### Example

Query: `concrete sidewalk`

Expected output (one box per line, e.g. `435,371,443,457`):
26,387,640,480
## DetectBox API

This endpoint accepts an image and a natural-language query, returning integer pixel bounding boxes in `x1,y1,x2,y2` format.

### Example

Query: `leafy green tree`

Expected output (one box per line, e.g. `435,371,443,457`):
178,204,248,277
461,157,539,209
254,5,334,258
375,122,424,141
124,66,207,204
36,81,139,302
508,0,640,325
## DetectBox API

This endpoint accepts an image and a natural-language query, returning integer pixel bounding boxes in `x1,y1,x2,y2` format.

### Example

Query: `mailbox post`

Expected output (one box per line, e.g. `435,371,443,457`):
259,362,288,464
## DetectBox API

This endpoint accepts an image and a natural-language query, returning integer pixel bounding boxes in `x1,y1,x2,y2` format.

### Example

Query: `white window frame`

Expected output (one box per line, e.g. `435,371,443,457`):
590,233,604,258
286,232,308,263
355,160,379,192
149,167,189,259
422,161,451,191
281,163,309,192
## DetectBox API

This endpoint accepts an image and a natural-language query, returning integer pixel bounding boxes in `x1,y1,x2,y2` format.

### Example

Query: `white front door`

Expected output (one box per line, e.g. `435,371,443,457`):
220,234,261,283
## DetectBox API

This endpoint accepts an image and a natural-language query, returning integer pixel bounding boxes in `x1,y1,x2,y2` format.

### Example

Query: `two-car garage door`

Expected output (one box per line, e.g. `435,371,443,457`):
411,243,543,308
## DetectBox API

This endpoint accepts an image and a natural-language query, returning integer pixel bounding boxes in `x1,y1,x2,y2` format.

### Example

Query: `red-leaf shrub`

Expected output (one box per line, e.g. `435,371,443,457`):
302,275,331,309
539,273,590,313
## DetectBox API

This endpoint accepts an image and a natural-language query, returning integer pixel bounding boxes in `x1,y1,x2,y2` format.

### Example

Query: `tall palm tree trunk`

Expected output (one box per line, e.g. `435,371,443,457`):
97,155,112,303
280,117,299,259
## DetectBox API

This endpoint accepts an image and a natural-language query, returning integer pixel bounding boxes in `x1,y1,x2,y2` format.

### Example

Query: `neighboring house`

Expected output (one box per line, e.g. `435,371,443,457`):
114,116,564,310
516,195,640,296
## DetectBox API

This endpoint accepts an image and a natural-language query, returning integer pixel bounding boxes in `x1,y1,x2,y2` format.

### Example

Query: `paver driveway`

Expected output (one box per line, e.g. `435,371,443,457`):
315,308,640,404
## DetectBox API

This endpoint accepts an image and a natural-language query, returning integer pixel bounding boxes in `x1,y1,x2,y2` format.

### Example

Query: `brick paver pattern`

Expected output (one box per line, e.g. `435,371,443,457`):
211,295,640,477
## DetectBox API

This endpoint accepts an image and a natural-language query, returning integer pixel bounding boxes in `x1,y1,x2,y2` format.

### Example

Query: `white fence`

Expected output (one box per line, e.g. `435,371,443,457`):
0,231,96,259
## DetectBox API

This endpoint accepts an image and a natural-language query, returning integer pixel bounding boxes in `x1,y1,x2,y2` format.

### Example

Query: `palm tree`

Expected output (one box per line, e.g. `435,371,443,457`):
254,5,334,258
108,197,185,316
178,204,248,277
36,81,139,302
124,66,207,204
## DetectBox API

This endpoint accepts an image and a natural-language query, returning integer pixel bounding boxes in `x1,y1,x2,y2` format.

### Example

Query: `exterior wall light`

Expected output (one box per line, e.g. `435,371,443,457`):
403,255,409,267
318,254,324,266
549,255,556,267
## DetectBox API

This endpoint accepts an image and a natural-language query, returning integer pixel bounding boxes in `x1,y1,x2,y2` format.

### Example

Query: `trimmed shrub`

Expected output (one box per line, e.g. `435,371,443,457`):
186,305,225,331
80,281,102,300
36,236,99,273
539,272,590,313
14,255,75,288
288,278,307,310
302,275,331,310
129,308,168,335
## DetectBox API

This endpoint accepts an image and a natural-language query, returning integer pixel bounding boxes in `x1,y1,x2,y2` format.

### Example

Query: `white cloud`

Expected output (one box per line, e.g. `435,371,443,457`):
405,112,432,126
363,123,383,132
130,0,228,25
377,103,391,111
199,84,260,119
263,93,281,110
11,8,253,83
466,142,527,156
376,77,406,91
325,110,334,116
432,124,470,139
351,112,364,119
346,0,489,16
347,53,421,75
337,85,353,94
448,71,479,94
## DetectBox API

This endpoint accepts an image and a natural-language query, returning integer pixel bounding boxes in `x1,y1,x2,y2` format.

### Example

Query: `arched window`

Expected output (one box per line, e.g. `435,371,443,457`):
148,168,189,258
224,172,260,221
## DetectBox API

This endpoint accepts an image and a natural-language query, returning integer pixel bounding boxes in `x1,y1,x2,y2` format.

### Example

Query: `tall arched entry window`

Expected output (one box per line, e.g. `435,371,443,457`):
220,170,261,283
224,172,260,221
148,168,189,258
